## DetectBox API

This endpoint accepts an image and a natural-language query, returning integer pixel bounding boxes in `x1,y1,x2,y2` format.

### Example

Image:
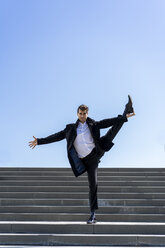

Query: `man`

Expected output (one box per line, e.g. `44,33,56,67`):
29,95,135,224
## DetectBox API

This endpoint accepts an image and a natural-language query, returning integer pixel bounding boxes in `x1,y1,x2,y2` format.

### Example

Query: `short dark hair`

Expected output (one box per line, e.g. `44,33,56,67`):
77,104,89,113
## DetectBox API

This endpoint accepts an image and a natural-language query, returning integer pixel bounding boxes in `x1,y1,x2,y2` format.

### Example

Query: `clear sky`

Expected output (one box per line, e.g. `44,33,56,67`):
1,0,165,168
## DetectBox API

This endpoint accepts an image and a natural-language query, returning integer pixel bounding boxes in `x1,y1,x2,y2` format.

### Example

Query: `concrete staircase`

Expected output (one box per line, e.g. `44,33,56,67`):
0,167,165,246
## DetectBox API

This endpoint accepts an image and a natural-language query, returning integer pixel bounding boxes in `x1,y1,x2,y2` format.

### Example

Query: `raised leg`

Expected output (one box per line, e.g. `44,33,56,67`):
99,114,127,151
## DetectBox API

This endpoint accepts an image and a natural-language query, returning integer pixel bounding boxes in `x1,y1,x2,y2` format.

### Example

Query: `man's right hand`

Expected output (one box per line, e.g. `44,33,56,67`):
29,136,37,149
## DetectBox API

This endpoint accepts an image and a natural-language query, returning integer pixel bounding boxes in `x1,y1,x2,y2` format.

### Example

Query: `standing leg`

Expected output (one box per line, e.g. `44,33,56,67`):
86,158,99,212
81,150,99,224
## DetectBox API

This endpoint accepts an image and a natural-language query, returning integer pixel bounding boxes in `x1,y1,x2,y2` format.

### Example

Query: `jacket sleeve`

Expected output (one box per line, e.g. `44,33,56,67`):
37,128,66,145
96,115,128,129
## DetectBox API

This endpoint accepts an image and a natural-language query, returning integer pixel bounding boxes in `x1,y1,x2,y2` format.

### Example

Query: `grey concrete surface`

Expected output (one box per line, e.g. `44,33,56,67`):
0,167,165,246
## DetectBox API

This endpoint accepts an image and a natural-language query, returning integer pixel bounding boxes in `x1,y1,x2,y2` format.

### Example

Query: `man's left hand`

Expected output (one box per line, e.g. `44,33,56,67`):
126,112,136,118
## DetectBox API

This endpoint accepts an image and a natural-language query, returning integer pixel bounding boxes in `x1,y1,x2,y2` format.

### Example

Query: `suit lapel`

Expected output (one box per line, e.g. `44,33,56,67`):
68,120,78,149
86,117,94,138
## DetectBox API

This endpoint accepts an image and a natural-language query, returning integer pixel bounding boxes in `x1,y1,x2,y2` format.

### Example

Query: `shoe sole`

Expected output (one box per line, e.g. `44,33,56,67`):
87,220,97,224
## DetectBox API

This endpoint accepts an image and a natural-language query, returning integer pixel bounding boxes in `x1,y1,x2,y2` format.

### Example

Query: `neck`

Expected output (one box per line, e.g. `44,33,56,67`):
79,120,86,124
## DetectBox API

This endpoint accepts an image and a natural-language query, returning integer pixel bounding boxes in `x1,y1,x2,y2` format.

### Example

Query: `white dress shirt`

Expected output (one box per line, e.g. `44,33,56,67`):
73,121,95,158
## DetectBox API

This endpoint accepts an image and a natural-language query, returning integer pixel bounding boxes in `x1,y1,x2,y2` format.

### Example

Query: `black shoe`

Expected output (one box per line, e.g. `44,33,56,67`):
87,214,97,224
123,95,134,116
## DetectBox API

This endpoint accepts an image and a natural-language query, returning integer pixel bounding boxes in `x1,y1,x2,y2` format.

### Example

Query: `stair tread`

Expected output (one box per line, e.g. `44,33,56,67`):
1,221,165,225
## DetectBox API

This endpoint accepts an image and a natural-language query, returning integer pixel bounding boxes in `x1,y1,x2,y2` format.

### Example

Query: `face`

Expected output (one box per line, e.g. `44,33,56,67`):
77,109,88,123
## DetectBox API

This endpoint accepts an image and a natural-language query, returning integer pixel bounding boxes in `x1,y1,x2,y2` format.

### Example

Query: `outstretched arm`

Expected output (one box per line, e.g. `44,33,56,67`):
28,129,66,149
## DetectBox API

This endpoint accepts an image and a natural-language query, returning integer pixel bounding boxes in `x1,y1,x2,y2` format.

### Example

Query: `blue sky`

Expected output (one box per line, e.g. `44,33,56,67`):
1,0,165,168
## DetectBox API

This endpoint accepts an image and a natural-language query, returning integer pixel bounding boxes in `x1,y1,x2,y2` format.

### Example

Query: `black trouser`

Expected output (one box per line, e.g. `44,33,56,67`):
81,115,126,212
100,114,126,147
81,148,99,211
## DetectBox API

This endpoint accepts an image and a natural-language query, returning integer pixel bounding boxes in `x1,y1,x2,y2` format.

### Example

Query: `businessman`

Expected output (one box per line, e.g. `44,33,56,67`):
29,95,135,224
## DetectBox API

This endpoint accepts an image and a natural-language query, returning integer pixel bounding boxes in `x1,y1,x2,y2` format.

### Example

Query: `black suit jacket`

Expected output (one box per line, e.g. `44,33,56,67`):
37,115,127,177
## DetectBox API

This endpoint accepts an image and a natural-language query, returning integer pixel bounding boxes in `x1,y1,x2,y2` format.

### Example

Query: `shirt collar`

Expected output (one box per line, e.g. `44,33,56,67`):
78,121,87,127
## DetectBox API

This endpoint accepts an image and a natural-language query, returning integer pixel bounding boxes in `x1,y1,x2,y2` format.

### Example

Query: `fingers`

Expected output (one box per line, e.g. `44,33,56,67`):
28,136,37,148
29,139,37,149
29,143,35,148
28,141,36,146
29,143,36,149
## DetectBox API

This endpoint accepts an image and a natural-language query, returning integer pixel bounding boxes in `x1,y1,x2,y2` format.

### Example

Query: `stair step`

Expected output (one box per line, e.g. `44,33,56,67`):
0,206,165,213
1,198,165,206
1,192,165,199
0,167,165,171
0,167,165,170
1,221,165,234
1,180,165,186
1,186,165,193
2,171,165,176
2,176,165,181
0,247,160,248
1,213,165,222
0,247,158,248
0,233,165,246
